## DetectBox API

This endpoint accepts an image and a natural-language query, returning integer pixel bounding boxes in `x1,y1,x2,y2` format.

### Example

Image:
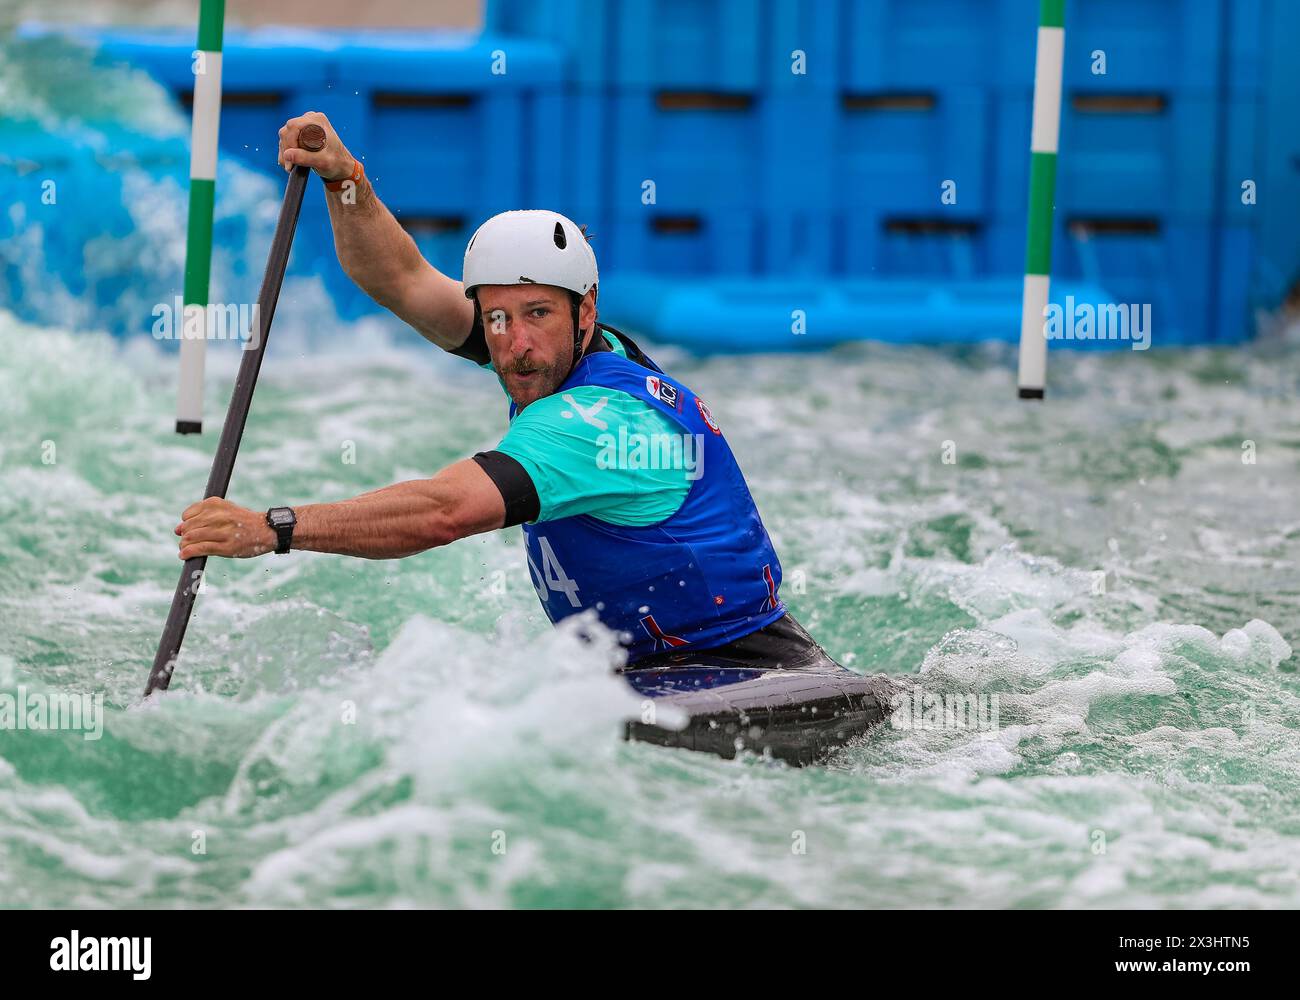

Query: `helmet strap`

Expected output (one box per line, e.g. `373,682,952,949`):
565,291,589,379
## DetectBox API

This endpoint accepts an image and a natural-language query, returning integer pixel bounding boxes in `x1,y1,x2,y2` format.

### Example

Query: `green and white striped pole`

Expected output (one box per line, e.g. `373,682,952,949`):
177,0,225,434
1017,0,1065,400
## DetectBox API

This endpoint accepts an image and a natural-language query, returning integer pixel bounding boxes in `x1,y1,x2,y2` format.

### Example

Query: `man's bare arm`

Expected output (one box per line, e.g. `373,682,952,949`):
176,460,506,561
293,460,504,558
278,112,476,352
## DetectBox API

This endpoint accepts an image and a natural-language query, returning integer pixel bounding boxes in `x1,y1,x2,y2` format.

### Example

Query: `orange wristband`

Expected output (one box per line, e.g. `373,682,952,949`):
324,159,364,192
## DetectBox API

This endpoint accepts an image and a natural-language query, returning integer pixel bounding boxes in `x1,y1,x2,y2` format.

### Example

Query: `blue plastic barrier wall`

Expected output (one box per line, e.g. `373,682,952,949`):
6,0,1299,350
485,0,1299,347
38,26,568,320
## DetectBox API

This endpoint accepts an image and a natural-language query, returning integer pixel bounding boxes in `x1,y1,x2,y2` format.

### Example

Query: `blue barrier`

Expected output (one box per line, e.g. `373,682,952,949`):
486,0,761,91
1059,95,1222,220
1063,0,1225,96
844,0,1035,92
57,26,573,322
599,273,1122,351
608,91,763,214
531,88,608,235
600,213,760,276
9,2,1297,349
1214,225,1258,346
1052,222,1219,345
596,220,1241,348
482,0,614,88
837,88,991,213
333,35,563,221
614,0,760,91
1248,0,1300,310
764,0,845,93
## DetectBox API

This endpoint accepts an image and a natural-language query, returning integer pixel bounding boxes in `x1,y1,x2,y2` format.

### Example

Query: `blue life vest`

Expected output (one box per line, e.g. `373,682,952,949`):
517,345,786,662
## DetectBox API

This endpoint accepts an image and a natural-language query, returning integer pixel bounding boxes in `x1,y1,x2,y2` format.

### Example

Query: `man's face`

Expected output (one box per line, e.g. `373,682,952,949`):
478,284,593,410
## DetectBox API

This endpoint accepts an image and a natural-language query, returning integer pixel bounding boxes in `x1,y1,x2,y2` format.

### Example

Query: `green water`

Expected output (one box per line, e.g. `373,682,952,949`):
1,311,1298,908
1,13,1299,908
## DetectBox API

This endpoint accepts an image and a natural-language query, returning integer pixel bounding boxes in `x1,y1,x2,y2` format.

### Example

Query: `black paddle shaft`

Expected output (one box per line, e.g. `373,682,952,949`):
144,125,327,696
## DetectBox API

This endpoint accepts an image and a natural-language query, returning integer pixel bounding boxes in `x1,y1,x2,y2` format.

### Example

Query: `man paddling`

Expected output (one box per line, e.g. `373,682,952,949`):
175,111,842,673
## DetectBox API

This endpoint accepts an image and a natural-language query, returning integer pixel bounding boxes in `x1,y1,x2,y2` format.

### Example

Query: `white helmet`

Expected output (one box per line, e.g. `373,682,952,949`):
462,209,598,300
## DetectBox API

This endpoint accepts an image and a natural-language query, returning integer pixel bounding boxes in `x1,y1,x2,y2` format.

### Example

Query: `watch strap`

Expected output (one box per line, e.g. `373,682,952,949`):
266,507,296,555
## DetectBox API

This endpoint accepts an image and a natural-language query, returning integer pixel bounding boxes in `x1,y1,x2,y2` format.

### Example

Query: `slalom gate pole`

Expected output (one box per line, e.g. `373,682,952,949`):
1017,0,1066,400
176,0,226,434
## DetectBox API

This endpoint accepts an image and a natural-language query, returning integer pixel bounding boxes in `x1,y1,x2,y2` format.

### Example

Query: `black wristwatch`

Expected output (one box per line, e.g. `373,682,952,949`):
266,507,296,554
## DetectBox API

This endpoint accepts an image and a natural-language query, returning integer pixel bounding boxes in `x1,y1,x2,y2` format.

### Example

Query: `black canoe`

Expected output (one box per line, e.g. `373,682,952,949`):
622,666,905,766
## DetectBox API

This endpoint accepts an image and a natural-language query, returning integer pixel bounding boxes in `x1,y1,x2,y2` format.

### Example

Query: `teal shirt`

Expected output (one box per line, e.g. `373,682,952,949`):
485,333,692,525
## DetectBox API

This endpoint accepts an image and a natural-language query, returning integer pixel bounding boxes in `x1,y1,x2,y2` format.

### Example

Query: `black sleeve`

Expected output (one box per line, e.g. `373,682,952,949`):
449,311,491,365
471,451,540,527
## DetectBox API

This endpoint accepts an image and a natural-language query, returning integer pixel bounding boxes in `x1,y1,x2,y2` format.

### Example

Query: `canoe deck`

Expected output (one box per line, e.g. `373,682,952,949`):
622,666,906,766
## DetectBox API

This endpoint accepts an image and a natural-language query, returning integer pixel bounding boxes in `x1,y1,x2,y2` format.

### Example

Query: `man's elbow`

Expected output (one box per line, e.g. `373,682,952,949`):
357,275,405,316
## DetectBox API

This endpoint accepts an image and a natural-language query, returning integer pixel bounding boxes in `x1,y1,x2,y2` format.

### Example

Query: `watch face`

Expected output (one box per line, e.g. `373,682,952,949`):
269,508,294,529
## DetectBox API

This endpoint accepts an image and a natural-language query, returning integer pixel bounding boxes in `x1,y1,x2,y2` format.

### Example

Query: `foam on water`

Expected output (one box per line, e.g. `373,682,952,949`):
3,16,1300,907
3,306,1299,908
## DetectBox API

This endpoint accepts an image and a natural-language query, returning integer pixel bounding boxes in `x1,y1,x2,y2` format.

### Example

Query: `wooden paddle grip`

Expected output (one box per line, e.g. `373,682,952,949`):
298,123,327,152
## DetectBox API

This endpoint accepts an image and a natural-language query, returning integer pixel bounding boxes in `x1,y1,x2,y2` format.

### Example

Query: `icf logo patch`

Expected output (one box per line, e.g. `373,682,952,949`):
645,374,679,408
695,396,721,434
